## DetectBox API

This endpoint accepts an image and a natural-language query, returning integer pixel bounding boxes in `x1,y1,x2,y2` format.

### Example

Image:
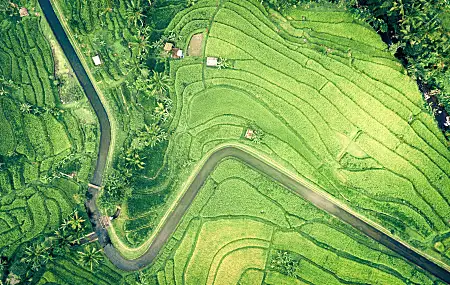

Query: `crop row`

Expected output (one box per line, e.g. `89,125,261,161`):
0,17,57,107
0,181,77,251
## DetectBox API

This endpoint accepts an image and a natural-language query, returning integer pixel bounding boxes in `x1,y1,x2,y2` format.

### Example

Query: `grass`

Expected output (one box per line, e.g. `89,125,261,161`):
141,158,445,284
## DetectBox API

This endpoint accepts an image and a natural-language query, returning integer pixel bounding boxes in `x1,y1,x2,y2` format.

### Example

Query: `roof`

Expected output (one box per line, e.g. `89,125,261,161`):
245,129,254,139
164,42,173,52
19,7,29,17
92,55,102,66
206,57,218,66
172,48,183,59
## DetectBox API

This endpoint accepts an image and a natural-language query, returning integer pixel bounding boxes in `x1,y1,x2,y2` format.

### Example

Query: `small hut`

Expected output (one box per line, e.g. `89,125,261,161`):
92,55,102,66
206,57,218,67
19,7,29,17
172,48,184,59
244,129,255,140
163,42,173,52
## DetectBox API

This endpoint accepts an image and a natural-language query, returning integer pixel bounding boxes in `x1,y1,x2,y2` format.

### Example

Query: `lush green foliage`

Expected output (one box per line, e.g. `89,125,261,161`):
0,2,103,284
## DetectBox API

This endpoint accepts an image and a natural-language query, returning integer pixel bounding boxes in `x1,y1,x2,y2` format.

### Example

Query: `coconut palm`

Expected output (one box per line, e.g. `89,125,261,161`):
153,102,169,120
125,150,146,170
124,57,146,76
67,210,85,233
0,86,7,96
20,103,32,113
143,123,167,147
135,271,150,285
148,72,172,98
126,0,146,28
77,245,103,272
21,243,52,271
129,33,150,58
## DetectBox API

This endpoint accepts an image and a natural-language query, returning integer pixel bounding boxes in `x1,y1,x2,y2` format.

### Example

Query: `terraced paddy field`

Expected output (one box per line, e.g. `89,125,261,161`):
111,0,450,269
145,158,447,284
0,3,100,256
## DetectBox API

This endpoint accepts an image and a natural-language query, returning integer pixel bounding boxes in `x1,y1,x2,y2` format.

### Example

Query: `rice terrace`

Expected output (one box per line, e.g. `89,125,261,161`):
1,0,450,284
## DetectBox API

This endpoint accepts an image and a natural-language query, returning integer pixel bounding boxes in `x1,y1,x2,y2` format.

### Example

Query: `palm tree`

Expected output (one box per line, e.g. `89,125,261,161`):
129,33,150,59
67,210,85,233
148,72,172,98
126,0,146,28
125,150,146,170
77,245,103,272
153,102,168,120
142,123,166,147
0,86,7,96
20,103,32,113
124,57,146,76
21,243,51,271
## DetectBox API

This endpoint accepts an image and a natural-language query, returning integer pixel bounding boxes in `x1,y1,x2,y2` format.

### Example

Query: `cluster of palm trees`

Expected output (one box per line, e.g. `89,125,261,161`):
98,170,130,213
0,210,103,283
270,250,299,277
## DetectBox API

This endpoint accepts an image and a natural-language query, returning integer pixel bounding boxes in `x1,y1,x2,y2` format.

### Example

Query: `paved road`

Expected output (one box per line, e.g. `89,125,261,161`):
39,0,450,283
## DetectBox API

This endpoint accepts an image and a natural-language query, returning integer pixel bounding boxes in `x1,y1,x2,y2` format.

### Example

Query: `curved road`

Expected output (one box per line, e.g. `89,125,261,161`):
39,0,450,282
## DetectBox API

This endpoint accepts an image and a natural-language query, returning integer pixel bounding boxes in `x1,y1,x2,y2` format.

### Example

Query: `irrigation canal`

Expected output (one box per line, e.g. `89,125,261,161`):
39,0,450,282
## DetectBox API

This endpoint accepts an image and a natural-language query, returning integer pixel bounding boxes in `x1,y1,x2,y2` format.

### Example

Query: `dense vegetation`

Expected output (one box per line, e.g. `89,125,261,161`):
55,0,192,223
138,158,446,284
0,1,124,284
108,0,450,269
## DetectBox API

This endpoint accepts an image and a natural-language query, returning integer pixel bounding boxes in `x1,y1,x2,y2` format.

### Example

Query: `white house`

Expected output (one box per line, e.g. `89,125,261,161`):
206,57,218,66
92,55,102,66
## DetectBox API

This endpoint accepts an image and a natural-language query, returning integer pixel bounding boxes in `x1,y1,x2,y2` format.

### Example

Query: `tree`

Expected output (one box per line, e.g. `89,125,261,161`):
270,250,298,277
77,245,103,272
148,71,172,98
124,57,146,76
135,271,150,285
129,31,150,59
66,210,85,233
153,102,169,122
125,150,146,170
126,0,146,28
21,242,52,272
217,57,231,70
19,103,32,114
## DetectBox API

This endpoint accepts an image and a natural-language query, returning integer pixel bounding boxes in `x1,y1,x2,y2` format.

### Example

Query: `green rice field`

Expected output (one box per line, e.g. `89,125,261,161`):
0,0,99,261
145,158,447,285
112,0,450,267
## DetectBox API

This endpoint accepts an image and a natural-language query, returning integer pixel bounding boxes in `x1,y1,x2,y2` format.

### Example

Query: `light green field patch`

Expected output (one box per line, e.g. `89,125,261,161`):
213,247,267,285
206,238,269,284
239,269,265,285
201,178,290,227
265,271,309,285
185,219,272,284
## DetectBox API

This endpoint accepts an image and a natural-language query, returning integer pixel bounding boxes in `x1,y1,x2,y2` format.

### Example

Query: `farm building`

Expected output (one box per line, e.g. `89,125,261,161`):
92,55,102,66
206,57,218,66
163,42,173,52
244,129,255,140
19,7,29,17
172,48,184,59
